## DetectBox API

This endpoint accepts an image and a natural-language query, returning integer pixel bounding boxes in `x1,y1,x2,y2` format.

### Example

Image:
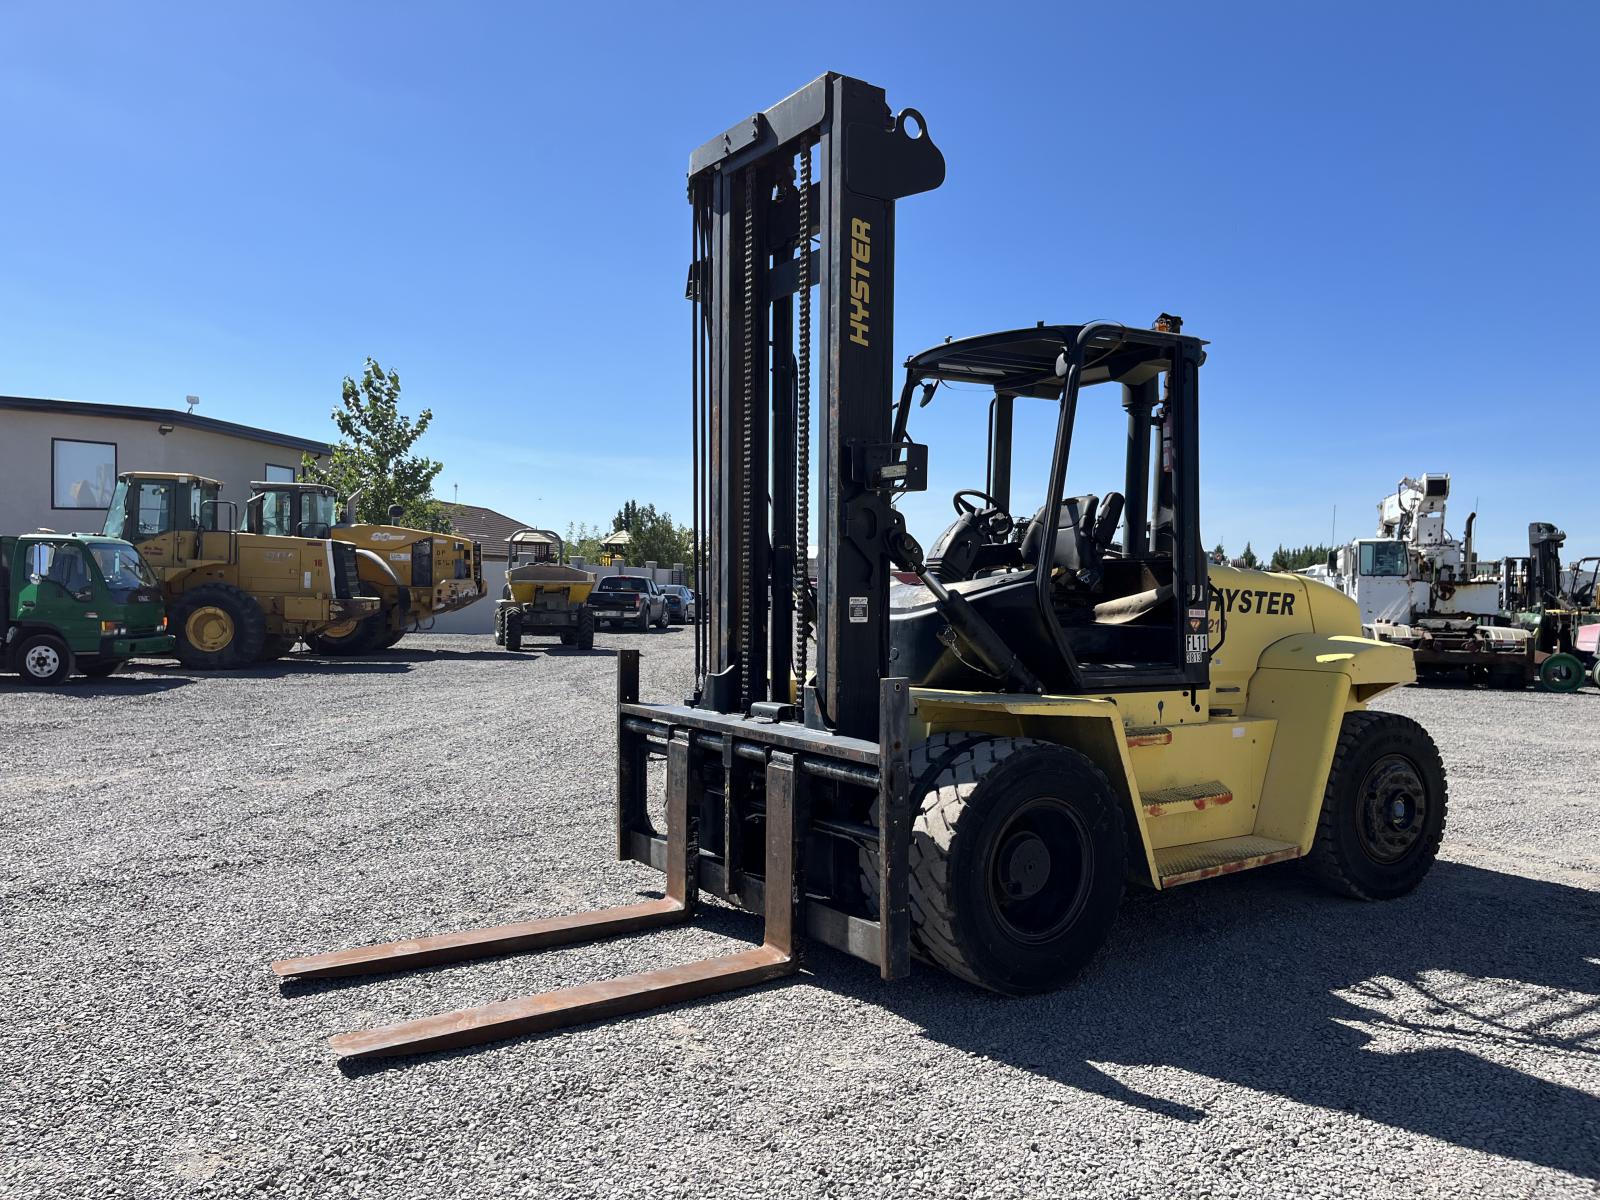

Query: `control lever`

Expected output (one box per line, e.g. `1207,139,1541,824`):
885,515,1044,693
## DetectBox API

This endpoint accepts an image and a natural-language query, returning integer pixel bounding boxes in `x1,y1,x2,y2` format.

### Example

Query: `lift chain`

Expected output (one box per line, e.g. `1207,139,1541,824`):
794,143,813,690
740,169,755,709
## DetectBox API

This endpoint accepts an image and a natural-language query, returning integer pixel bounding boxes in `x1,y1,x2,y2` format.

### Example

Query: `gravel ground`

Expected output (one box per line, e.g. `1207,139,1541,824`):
2,631,1597,1199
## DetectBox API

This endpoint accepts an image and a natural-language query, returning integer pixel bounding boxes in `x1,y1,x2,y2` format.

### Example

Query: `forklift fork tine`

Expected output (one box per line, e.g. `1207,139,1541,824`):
269,898,687,982
328,945,793,1060
281,739,804,1060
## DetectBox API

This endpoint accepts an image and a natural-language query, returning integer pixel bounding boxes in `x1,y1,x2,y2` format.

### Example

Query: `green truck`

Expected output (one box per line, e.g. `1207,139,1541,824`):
1,533,174,684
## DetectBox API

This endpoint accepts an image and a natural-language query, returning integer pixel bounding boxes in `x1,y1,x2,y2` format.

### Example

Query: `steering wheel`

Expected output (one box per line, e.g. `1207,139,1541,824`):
951,489,1015,538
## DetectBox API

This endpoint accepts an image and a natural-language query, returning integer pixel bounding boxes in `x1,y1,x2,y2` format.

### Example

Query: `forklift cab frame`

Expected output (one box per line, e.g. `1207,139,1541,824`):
894,321,1210,695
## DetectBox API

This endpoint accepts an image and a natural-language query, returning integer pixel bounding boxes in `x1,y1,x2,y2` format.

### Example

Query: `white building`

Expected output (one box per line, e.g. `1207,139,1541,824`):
0,395,330,536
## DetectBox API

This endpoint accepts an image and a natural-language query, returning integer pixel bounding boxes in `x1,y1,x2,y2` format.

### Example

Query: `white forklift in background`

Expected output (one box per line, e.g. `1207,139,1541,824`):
1327,474,1534,688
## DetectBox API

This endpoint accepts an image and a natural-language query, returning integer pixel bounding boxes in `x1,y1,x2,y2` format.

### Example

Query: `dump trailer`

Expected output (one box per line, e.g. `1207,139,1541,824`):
242,481,483,654
102,472,379,668
1,533,173,683
494,528,596,650
274,74,1447,1061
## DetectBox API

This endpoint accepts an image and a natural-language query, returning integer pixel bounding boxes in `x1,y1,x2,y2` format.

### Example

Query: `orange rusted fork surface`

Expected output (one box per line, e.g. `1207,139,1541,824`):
329,944,793,1060
270,898,687,983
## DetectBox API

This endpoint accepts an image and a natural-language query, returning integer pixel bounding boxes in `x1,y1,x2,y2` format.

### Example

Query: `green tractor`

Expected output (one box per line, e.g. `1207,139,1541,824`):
1,533,174,684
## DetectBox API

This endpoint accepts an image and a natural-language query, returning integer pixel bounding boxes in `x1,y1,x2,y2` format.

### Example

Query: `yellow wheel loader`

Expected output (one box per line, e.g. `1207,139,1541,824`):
101,472,379,669
273,75,1447,1061
494,529,597,651
241,482,483,655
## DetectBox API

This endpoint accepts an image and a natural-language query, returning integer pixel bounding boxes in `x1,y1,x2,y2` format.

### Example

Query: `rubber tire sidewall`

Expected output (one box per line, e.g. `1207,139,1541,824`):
505,613,522,652
912,738,1126,995
1305,712,1447,901
15,633,74,685
172,584,266,670
577,608,595,650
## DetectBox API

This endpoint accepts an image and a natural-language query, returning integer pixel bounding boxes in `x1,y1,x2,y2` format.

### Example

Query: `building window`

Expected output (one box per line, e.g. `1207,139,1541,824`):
264,462,297,483
52,438,118,509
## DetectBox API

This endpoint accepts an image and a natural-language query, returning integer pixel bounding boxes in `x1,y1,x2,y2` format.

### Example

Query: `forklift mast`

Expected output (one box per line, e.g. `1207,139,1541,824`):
687,73,944,740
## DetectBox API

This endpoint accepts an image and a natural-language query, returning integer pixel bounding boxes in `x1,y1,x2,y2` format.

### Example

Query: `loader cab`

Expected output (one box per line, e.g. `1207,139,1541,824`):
102,474,228,562
891,320,1209,694
243,482,339,539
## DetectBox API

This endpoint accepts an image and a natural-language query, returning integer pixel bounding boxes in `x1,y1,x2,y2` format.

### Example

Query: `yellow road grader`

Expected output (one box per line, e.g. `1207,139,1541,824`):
274,75,1447,1060
242,481,483,654
101,471,378,668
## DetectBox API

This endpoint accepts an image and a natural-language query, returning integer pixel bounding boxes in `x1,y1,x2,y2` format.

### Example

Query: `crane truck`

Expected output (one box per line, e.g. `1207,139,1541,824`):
1328,474,1532,687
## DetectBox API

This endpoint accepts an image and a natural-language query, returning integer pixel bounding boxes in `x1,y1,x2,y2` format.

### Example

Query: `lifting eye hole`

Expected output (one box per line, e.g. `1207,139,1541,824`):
899,108,926,140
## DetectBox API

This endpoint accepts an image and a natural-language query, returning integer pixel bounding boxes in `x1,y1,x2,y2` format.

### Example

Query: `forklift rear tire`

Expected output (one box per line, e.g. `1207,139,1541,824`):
896,734,1127,995
1537,653,1584,694
171,583,267,670
576,608,595,650
15,633,73,685
505,613,523,652
1302,711,1447,901
81,660,122,678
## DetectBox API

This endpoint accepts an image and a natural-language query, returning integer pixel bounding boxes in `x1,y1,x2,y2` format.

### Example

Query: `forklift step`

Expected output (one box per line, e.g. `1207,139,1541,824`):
1142,780,1233,817
329,945,793,1060
1124,726,1172,748
1154,835,1299,888
271,898,686,982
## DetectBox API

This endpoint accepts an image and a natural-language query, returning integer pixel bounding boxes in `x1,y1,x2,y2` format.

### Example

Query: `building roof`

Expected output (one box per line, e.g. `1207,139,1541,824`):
0,395,333,456
443,503,537,560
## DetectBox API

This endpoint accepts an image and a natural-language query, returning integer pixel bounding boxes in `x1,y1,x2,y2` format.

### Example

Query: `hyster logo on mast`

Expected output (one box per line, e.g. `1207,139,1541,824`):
849,218,871,346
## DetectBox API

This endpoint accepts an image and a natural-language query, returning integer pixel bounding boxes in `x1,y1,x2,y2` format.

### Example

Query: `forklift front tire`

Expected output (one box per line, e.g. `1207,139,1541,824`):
15,633,74,685
900,734,1127,995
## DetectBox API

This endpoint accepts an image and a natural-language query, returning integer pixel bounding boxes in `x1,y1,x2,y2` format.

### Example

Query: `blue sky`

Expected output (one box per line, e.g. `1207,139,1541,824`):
3,3,1595,561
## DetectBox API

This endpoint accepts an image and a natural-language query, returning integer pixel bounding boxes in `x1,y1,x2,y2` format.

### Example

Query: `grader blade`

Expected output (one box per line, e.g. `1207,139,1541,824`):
274,725,805,1060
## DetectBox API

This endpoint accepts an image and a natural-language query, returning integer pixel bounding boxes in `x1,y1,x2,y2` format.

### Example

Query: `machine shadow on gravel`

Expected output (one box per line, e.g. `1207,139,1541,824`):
300,860,1599,1181
0,675,193,695
822,860,1599,1180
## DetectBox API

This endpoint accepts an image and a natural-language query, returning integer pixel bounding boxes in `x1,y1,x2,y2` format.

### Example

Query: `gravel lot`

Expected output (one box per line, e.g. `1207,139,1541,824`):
3,631,1597,1199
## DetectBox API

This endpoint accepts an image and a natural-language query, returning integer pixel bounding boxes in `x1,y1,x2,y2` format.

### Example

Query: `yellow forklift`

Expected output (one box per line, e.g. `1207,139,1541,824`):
274,74,1446,1059
102,472,378,668
241,481,483,654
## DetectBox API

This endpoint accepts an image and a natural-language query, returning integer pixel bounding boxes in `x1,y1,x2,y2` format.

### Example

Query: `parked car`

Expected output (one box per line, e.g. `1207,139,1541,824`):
589,575,669,630
659,585,697,624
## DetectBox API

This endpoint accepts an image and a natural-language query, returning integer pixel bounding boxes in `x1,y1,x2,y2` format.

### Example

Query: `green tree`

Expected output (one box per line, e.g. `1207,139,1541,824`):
1210,541,1227,564
301,358,451,531
611,500,693,566
564,521,608,562
1241,541,1259,569
1270,543,1335,572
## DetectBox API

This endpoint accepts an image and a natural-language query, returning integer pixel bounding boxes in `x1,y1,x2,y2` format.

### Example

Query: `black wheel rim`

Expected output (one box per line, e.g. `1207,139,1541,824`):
985,797,1092,945
1356,754,1428,864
